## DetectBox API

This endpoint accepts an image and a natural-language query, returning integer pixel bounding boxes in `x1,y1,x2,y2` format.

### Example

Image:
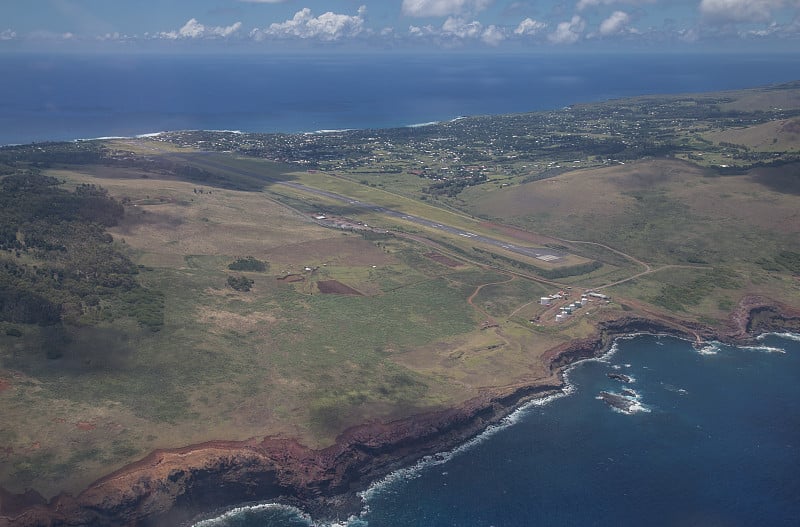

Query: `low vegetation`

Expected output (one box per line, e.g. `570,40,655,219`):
228,256,269,272
226,274,254,292
0,81,798,501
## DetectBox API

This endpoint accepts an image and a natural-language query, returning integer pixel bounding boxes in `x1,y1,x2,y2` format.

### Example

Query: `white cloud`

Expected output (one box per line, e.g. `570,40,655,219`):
481,24,506,45
699,0,786,23
442,16,483,38
159,18,242,39
402,0,493,17
97,32,133,41
0,29,17,41
407,16,506,45
179,18,205,38
252,7,366,41
599,10,631,35
514,17,547,35
549,15,586,43
409,24,436,36
212,22,243,37
577,0,654,11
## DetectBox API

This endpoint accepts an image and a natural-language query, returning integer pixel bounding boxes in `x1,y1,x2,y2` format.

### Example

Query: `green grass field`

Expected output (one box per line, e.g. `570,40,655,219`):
1,83,798,502
1,166,572,497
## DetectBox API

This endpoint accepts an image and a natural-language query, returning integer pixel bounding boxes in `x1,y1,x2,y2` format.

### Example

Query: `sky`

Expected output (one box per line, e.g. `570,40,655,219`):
1,0,799,52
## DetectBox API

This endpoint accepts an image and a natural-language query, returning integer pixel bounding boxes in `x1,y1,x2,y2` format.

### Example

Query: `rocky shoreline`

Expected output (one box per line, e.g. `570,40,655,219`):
2,296,798,527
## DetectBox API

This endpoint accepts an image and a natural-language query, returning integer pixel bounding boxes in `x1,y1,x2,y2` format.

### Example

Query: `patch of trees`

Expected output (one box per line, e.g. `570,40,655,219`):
0,169,164,336
227,275,254,292
0,286,61,325
0,141,106,167
424,173,487,197
228,256,268,272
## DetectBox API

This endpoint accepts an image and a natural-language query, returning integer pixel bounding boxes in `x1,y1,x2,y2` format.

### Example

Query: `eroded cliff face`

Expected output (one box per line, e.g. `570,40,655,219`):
2,298,798,527
2,384,561,527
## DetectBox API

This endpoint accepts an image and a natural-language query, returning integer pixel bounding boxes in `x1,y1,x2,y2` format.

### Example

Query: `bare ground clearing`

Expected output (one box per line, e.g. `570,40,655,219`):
316,280,364,296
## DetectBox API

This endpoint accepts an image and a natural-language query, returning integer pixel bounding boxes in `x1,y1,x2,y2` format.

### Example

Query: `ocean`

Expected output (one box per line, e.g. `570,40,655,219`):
2,52,800,145
194,333,800,527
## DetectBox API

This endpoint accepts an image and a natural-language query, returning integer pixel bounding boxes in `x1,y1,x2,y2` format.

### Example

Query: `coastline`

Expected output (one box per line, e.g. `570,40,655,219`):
2,296,798,527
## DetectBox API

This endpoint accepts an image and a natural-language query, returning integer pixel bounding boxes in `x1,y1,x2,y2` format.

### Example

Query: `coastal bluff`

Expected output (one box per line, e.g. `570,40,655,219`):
2,297,797,527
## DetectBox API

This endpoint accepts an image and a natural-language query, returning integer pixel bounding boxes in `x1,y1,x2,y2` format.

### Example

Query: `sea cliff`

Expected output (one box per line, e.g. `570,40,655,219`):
2,296,798,527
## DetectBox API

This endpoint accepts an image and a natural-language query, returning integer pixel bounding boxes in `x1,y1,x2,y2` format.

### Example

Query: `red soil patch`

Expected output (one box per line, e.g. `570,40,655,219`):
0,379,10,393
277,274,305,283
76,422,96,431
317,280,363,296
424,252,462,268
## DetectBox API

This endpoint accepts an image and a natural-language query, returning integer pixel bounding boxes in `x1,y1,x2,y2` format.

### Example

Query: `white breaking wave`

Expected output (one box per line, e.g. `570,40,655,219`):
596,389,651,415
192,503,313,527
358,336,646,506
135,131,166,138
75,136,129,141
406,121,440,128
360,374,581,504
626,400,651,414
739,344,786,354
757,332,800,343
697,342,721,356
307,129,354,134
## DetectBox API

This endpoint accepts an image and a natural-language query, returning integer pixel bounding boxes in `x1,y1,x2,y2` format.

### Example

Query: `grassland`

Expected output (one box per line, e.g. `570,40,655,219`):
461,157,799,324
0,165,580,498
1,82,798,506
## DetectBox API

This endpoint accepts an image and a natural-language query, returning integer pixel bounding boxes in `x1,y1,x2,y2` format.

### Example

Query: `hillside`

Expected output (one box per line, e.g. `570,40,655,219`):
1,81,799,526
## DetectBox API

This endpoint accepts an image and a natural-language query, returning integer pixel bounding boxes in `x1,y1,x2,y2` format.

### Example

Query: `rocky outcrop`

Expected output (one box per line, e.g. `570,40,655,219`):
2,298,798,527
607,373,633,383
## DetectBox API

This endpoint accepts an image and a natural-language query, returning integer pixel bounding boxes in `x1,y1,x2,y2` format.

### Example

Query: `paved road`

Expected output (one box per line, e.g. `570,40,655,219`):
174,151,564,262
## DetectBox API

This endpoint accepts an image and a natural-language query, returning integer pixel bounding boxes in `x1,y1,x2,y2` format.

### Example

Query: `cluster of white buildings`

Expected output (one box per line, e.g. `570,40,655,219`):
539,290,611,323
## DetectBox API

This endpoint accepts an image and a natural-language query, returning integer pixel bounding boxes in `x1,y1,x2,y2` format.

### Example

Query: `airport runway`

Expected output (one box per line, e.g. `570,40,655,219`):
175,152,564,262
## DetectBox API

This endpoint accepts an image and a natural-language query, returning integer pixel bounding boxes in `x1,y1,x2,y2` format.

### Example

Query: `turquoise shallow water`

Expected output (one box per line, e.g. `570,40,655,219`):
194,333,800,527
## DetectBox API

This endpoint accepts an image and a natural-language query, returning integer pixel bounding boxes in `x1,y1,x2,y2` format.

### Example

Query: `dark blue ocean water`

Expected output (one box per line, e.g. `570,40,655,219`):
2,52,800,145
194,334,800,527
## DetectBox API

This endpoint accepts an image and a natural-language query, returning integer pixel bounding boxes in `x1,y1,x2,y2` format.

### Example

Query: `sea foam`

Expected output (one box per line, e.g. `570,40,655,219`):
191,503,313,527
357,336,644,505
738,344,786,354
697,342,721,356
757,332,800,343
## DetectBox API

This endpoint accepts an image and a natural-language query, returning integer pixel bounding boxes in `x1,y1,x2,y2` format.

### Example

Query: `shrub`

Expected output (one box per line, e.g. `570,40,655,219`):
227,275,254,292
228,256,268,272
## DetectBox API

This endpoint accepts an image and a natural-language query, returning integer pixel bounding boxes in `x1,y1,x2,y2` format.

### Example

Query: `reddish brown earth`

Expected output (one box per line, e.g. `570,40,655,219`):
1,296,798,527
75,422,96,431
0,379,9,393
316,280,363,296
